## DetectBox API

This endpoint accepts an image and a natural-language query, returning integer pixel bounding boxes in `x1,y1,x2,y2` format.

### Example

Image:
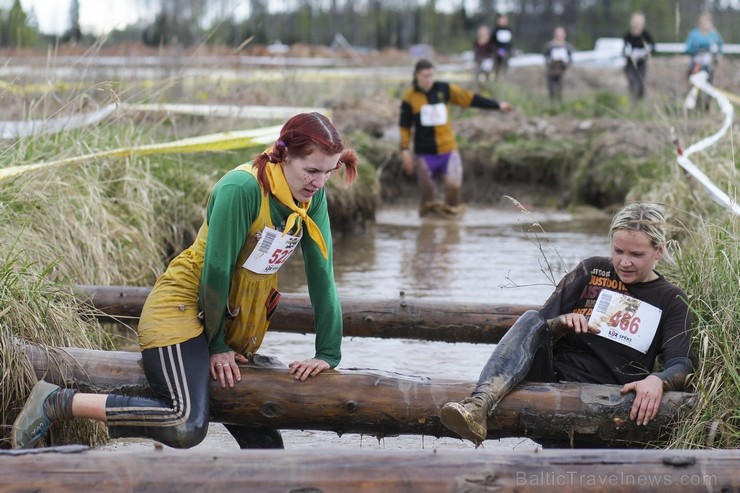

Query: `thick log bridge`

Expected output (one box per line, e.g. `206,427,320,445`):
22,343,695,448
0,447,737,493
74,284,535,344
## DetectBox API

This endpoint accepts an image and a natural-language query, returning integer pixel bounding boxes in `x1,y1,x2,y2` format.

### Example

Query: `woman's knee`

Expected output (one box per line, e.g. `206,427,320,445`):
163,416,210,449
513,310,549,335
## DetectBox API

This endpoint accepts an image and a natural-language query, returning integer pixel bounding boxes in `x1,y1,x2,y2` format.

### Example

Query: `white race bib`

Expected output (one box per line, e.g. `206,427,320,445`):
420,103,448,127
630,47,648,60
550,46,569,62
693,52,712,66
481,58,494,72
588,289,661,354
243,226,302,274
496,30,512,43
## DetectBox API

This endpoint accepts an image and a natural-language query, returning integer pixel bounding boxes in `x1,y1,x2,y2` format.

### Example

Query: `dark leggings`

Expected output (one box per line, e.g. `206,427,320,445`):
472,310,557,407
547,74,564,103
625,61,647,100
106,335,211,448
106,335,284,449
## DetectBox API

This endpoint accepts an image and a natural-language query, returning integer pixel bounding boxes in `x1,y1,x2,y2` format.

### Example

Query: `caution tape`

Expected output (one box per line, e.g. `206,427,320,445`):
678,72,739,216
1,102,329,139
0,124,282,182
0,103,118,139
120,103,330,120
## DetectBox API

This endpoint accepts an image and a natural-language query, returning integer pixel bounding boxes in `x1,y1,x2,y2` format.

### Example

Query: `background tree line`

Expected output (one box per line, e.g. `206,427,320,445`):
1,0,738,53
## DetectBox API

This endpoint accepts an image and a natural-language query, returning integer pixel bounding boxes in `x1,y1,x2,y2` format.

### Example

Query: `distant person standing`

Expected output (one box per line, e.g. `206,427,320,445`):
543,26,574,104
473,25,495,90
492,14,514,80
399,59,513,217
623,12,655,102
684,12,724,84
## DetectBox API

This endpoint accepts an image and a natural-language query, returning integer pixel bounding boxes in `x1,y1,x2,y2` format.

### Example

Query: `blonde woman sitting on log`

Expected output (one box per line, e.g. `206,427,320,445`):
440,202,693,446
13,112,358,450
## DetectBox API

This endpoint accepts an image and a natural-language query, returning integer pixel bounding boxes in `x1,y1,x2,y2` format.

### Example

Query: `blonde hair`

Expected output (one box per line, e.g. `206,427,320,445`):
609,202,667,249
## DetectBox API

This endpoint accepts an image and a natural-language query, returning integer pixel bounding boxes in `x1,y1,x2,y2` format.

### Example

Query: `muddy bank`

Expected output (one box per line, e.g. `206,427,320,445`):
336,108,671,211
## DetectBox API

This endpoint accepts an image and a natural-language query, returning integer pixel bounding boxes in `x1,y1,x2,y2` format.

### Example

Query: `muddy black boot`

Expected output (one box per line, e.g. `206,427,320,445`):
440,395,490,445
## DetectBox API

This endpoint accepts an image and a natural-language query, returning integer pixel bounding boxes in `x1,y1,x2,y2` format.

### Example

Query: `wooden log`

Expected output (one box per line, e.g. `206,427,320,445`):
0,447,737,492
74,284,535,344
22,343,695,448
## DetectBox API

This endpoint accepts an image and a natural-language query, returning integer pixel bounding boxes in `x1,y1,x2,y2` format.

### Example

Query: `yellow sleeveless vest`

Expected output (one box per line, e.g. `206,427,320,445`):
138,164,280,356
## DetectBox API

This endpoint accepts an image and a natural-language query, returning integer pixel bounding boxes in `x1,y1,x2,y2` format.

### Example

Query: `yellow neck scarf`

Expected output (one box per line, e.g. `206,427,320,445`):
264,161,328,260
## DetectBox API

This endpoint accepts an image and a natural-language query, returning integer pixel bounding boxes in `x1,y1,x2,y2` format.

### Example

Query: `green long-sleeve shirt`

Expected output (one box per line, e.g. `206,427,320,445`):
198,168,342,367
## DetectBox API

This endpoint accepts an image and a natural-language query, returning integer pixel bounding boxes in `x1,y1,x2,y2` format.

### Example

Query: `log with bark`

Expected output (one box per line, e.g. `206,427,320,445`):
74,284,535,344
21,342,695,448
0,446,737,493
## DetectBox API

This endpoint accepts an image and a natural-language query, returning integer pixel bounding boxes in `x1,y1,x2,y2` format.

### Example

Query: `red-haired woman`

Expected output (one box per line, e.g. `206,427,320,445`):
13,112,358,450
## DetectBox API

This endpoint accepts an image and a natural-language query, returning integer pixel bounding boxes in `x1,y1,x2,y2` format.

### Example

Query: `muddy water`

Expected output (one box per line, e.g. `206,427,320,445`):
102,205,611,453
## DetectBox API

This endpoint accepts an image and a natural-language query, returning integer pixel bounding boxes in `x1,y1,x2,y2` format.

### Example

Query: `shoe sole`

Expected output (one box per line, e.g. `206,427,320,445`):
440,402,487,445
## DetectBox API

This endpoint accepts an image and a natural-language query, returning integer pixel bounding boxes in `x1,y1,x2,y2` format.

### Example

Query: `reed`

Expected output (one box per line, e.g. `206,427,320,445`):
0,241,112,447
632,119,739,449
665,213,740,449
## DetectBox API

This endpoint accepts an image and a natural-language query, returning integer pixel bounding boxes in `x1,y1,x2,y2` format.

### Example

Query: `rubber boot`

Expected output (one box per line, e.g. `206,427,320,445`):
440,382,502,446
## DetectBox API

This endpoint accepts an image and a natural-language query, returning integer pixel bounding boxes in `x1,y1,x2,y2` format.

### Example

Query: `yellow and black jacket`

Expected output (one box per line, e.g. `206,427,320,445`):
399,81,501,155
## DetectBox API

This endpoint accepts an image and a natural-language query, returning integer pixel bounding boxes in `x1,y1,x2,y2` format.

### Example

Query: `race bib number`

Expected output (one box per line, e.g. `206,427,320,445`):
630,47,648,60
481,58,494,72
550,46,569,62
496,30,512,44
243,226,301,274
694,52,712,66
588,289,661,354
420,103,448,127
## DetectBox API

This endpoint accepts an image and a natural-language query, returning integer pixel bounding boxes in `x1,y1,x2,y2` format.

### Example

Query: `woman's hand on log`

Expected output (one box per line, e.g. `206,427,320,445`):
211,351,249,388
289,358,330,381
620,375,664,426
552,313,600,335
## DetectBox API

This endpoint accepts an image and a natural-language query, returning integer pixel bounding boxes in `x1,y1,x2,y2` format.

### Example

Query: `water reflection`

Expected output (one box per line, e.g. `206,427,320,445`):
404,217,462,297
280,205,611,305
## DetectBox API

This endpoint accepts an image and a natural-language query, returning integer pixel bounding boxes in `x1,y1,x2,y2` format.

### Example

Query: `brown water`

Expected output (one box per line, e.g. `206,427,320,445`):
102,205,610,453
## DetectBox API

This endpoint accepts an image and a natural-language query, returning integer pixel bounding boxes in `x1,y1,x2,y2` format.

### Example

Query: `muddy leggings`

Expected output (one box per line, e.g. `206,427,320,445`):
471,310,558,410
105,335,283,449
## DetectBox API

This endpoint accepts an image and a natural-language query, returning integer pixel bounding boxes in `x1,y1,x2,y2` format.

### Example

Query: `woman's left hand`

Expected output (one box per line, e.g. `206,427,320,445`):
620,375,664,426
288,358,330,381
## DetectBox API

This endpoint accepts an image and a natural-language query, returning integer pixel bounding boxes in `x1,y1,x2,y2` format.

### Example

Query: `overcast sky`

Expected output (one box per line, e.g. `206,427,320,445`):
18,0,147,35
16,0,482,36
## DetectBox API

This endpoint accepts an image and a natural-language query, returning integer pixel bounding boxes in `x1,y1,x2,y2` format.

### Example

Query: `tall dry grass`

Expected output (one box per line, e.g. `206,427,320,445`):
667,215,739,448
632,119,738,449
